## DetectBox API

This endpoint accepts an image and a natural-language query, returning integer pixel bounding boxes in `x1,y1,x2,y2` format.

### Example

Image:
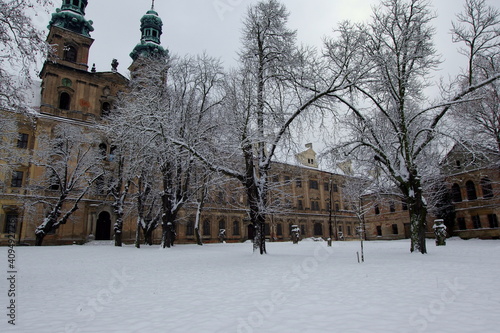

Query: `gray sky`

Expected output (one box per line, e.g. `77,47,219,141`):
33,0,498,80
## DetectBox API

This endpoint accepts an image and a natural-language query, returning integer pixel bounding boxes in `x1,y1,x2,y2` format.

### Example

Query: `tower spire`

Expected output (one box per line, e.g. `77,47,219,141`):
48,0,94,37
129,3,168,62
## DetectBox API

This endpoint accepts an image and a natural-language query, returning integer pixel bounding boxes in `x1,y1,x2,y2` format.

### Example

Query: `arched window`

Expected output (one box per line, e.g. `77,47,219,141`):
186,221,194,236
63,45,77,62
481,178,493,199
451,183,462,202
59,92,71,110
276,223,283,236
99,143,107,159
101,102,111,117
232,221,240,236
95,175,105,194
313,222,323,236
466,180,477,201
202,220,211,236
218,220,226,232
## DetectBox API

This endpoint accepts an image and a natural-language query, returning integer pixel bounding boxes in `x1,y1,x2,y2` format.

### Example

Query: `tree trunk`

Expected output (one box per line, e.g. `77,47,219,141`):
252,216,267,255
195,227,203,246
35,233,44,246
114,214,124,247
194,200,204,246
114,232,122,247
135,218,142,248
161,221,175,248
143,225,154,246
408,185,428,254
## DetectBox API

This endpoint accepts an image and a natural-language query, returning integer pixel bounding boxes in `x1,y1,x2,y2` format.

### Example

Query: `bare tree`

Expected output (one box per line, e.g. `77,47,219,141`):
326,0,500,254
451,0,500,86
0,0,52,111
1,0,51,182
108,148,131,247
450,0,500,157
112,53,226,249
169,0,367,254
134,170,161,248
31,123,103,246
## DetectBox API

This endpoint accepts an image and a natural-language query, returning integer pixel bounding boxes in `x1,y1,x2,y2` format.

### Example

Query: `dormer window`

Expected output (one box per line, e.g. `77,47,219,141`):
456,160,461,169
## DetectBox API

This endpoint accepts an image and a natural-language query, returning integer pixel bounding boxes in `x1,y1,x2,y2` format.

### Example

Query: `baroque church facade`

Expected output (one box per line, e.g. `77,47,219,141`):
1,1,499,246
0,0,362,246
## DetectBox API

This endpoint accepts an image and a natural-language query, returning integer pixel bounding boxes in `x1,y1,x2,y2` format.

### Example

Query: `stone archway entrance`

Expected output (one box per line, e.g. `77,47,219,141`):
95,211,112,240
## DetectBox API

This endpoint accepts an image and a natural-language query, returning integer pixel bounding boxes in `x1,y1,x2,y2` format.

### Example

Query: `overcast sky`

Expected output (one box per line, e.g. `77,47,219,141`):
32,0,499,80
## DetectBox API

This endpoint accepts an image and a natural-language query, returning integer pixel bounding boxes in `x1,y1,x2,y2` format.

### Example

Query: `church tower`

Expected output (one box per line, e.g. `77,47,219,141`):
39,0,128,122
46,0,94,71
129,1,168,67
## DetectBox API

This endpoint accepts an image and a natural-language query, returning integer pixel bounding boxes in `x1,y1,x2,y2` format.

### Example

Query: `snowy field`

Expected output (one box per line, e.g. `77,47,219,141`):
2,238,500,333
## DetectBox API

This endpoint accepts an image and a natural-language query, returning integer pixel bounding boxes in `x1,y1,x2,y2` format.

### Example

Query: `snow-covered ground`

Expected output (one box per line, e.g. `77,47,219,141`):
2,238,499,333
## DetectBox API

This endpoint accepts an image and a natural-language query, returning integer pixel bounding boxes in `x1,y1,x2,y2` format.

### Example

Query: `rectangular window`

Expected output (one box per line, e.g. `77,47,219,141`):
472,215,482,229
457,217,466,230
300,225,306,236
376,225,382,236
487,214,499,228
11,171,23,188
402,201,408,211
296,179,302,188
309,180,319,190
17,133,29,149
4,214,18,234
217,191,224,204
297,200,303,210
333,184,338,192
347,225,352,236
186,221,194,236
374,204,380,215
389,201,396,213
392,224,399,235
202,220,211,236
233,221,240,236
311,201,320,211
324,182,329,191
276,223,283,236
264,223,270,236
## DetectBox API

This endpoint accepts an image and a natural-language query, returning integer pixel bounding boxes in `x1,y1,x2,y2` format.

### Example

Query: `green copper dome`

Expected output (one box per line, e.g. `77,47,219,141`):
130,4,168,61
48,0,94,37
